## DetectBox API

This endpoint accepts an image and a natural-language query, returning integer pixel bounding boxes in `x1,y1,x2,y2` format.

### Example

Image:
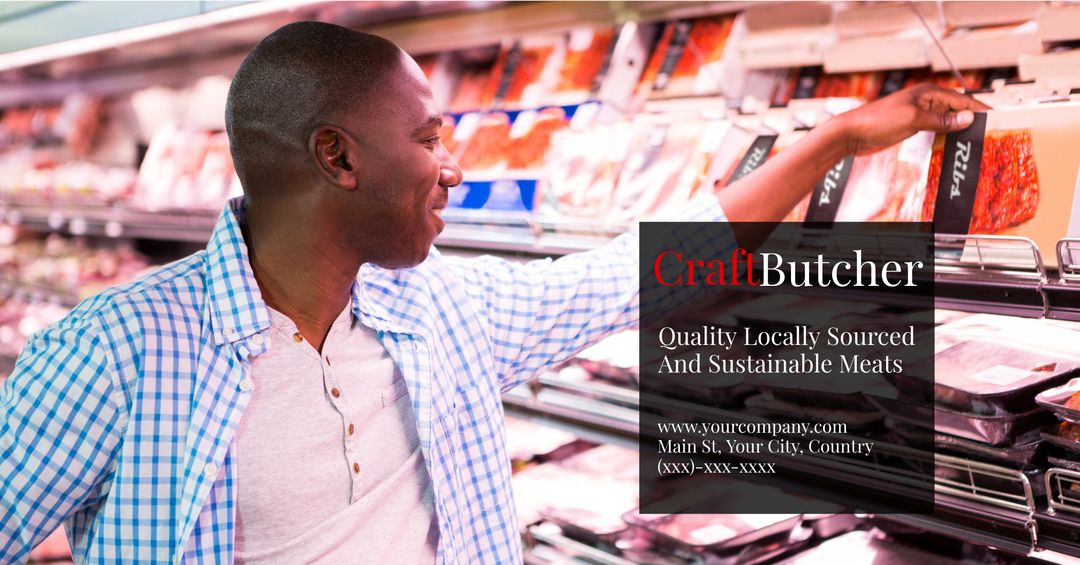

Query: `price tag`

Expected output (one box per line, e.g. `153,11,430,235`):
970,365,1031,386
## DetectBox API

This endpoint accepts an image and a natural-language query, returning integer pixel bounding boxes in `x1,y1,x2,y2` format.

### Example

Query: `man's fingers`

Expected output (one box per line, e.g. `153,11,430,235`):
919,84,993,112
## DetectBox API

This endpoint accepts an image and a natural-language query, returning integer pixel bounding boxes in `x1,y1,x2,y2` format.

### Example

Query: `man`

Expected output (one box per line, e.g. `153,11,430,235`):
2,20,987,565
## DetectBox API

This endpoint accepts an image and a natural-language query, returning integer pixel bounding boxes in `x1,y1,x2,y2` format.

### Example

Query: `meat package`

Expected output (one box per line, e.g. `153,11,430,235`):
540,445,640,540
1036,378,1080,424
488,36,564,110
625,481,801,554
776,530,961,564
910,339,1080,416
831,132,936,222
503,416,580,465
548,26,617,105
923,103,1080,264
605,115,707,225
133,123,239,211
634,15,737,100
573,330,639,385
539,119,631,221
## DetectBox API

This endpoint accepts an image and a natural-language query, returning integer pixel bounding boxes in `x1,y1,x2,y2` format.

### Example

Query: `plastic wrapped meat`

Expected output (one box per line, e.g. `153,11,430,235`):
494,38,562,109
503,416,578,463
636,15,736,99
540,121,627,220
776,530,961,564
606,117,706,224
504,107,568,171
574,330,638,384
922,130,1039,232
513,445,638,532
551,27,616,103
928,339,1080,415
453,112,512,173
447,64,497,113
835,132,934,222
1036,378,1080,425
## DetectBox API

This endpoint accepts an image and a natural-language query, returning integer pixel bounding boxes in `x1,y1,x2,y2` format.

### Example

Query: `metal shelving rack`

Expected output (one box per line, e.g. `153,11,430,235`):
4,0,1080,562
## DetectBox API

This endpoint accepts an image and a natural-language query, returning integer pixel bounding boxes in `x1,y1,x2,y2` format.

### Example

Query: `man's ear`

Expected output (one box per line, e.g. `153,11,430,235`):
309,126,359,189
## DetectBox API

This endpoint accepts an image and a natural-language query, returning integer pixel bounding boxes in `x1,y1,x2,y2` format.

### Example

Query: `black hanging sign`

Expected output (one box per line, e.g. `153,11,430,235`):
931,112,987,235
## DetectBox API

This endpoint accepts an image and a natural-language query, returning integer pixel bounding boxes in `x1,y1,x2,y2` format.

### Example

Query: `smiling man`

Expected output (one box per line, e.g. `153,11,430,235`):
1,21,987,565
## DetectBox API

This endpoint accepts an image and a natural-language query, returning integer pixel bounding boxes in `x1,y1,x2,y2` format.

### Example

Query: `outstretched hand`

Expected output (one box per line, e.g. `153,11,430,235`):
835,83,993,156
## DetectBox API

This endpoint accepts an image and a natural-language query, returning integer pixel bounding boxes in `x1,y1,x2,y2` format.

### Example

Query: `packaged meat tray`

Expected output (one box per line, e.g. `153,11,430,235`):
1041,421,1080,453
1035,378,1080,424
923,103,1080,266
503,415,581,464
899,339,1080,416
869,394,1056,446
831,132,935,222
490,36,564,109
535,445,640,542
573,331,638,386
889,420,1044,468
775,530,961,565
605,115,706,225
634,15,736,100
539,118,630,222
549,26,617,105
512,445,638,532
1047,448,1080,472
625,481,811,554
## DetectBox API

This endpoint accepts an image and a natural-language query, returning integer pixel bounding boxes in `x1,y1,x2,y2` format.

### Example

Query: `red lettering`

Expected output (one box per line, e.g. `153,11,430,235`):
654,250,683,286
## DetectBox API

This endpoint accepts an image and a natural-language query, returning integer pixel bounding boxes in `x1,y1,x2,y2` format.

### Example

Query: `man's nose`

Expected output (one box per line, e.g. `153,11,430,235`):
439,149,463,188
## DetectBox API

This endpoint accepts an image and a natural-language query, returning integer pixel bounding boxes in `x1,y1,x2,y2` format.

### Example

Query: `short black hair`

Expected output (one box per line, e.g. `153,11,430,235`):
225,21,402,191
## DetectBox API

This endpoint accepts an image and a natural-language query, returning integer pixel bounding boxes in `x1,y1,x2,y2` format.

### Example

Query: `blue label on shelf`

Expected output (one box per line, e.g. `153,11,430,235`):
449,178,538,212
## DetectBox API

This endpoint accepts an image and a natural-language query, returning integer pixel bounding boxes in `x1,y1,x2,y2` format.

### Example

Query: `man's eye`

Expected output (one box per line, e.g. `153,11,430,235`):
424,136,441,146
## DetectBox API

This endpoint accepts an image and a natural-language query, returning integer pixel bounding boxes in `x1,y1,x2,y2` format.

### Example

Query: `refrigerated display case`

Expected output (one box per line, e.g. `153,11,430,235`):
6,2,1080,563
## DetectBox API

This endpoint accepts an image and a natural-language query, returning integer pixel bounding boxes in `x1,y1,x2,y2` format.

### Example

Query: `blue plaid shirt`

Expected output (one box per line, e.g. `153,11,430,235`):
2,195,729,564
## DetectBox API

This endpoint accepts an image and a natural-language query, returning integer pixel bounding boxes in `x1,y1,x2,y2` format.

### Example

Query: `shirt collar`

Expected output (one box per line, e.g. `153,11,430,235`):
204,197,430,344
203,197,273,346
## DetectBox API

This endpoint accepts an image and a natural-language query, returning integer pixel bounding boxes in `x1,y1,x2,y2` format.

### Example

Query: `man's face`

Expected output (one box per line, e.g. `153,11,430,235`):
346,56,462,269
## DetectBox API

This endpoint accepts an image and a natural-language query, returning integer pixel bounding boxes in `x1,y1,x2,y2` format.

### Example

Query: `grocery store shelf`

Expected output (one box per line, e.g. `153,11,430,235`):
1,203,218,243
502,386,638,450
437,223,615,256
0,277,81,307
506,385,1080,558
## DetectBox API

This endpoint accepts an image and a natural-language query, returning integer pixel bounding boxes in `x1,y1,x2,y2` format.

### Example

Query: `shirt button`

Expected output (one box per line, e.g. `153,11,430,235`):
331,388,341,398
292,332,303,343
348,423,355,436
250,333,265,347
204,463,218,478
353,462,360,474
238,379,254,392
